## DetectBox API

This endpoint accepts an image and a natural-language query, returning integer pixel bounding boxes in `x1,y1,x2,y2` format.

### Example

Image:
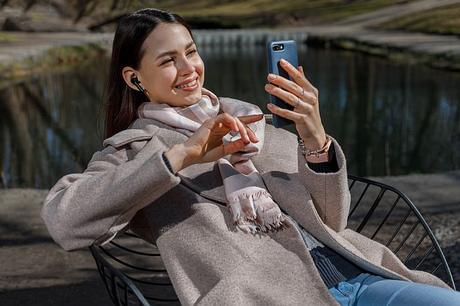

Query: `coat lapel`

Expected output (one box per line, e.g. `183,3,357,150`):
260,171,315,231
178,162,228,205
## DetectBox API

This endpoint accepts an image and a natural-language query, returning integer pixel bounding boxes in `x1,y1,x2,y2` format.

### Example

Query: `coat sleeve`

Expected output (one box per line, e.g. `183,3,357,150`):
296,136,351,232
41,136,181,251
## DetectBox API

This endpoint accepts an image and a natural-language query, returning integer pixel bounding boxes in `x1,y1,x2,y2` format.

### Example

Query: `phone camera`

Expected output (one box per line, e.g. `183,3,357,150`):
273,44,284,51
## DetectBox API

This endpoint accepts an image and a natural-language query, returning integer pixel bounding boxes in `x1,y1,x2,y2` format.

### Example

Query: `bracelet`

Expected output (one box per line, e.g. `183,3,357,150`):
298,135,332,157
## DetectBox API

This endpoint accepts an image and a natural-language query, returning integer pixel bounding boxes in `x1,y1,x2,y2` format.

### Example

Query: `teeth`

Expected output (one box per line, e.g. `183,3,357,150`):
176,79,197,89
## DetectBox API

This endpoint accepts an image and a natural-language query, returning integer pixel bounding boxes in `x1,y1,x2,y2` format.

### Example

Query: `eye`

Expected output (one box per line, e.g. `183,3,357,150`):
160,58,174,65
187,49,197,56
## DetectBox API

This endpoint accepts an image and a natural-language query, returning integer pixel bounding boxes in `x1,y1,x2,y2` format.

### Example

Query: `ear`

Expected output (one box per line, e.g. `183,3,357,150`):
122,66,141,91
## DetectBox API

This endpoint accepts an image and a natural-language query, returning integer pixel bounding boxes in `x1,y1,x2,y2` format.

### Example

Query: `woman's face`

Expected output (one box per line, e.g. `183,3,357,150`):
126,23,205,107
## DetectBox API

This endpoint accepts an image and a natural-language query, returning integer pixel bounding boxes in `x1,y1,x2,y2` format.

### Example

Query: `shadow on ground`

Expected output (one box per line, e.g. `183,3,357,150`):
0,280,111,306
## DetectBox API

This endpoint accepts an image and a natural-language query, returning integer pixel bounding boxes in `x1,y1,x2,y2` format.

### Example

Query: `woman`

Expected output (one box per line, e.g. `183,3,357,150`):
41,8,459,306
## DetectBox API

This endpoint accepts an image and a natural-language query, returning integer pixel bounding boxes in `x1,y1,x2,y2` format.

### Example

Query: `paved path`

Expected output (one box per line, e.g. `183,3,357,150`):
0,189,111,305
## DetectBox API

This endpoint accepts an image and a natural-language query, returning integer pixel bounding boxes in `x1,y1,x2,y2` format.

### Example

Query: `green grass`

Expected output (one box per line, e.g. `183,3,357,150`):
375,3,460,36
0,32,20,42
126,0,416,28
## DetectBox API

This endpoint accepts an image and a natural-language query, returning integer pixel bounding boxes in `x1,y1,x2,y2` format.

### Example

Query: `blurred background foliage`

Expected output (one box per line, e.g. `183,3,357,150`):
2,0,459,34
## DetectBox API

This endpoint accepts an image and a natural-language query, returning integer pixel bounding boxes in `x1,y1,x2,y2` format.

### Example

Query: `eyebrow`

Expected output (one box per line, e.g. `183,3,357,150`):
155,41,196,60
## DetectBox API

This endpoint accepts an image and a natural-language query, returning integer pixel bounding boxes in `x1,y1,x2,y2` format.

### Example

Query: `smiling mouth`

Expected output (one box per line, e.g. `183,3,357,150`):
175,77,198,90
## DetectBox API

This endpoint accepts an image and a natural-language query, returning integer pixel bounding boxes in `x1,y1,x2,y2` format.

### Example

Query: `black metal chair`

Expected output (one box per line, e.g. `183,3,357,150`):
90,231,180,306
90,174,456,306
346,175,455,290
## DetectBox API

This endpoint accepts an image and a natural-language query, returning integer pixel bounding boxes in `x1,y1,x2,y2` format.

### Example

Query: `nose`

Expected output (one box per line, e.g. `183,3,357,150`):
177,56,195,76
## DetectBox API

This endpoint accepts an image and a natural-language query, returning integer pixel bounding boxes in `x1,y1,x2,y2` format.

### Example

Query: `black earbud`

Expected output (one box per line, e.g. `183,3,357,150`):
131,75,145,94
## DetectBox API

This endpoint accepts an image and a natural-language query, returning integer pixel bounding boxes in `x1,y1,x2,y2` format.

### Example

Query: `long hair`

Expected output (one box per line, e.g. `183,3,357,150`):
104,8,193,138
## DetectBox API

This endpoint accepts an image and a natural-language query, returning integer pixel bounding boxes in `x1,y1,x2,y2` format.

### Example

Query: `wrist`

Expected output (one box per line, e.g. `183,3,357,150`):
299,134,332,163
164,143,191,174
300,134,327,151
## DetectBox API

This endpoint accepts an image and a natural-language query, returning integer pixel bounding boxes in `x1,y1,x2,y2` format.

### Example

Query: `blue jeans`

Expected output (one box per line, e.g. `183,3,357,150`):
329,272,460,306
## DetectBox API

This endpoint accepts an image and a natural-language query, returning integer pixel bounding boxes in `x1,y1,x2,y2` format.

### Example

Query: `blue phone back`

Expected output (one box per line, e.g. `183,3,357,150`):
267,40,299,128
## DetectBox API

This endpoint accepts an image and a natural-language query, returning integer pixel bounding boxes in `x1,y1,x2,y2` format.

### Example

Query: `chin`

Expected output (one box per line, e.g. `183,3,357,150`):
183,90,202,105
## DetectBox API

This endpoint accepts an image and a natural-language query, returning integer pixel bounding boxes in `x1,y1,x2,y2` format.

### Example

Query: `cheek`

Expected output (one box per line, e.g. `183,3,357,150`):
152,69,176,89
195,58,205,83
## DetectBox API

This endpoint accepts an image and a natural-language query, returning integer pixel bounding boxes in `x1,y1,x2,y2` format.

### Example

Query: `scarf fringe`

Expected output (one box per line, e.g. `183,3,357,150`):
228,188,272,204
228,189,288,234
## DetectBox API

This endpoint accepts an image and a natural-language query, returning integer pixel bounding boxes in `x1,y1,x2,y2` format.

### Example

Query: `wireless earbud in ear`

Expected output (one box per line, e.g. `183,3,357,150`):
131,75,145,94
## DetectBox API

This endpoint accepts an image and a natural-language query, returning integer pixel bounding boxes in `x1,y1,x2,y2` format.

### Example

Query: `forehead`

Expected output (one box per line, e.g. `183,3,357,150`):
141,23,193,56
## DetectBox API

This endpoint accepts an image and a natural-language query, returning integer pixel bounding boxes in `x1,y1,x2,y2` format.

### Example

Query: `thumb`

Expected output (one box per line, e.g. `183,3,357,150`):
222,139,246,155
201,139,245,163
238,114,264,125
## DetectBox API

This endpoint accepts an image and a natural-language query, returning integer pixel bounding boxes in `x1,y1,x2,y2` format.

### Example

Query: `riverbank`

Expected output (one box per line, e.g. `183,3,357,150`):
302,25,460,71
2,25,460,83
1,170,459,305
2,1,460,80
0,32,112,81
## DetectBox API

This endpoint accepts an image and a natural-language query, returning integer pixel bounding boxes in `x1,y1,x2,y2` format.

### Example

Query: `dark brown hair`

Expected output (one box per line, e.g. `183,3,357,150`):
104,8,193,138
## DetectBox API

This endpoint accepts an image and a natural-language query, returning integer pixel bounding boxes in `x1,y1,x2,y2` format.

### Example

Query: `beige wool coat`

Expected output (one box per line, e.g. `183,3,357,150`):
41,97,453,306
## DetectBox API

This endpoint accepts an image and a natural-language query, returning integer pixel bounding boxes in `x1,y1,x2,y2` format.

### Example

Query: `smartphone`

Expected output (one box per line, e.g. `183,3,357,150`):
267,40,299,128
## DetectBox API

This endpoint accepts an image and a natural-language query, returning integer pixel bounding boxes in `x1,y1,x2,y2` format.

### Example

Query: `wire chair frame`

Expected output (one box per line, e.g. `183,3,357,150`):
91,174,456,306
90,232,180,306
347,175,455,290
90,245,151,306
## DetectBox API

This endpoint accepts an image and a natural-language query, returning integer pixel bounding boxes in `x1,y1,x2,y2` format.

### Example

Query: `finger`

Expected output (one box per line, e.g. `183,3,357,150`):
214,113,238,132
265,83,315,108
267,102,308,123
267,73,306,100
234,117,250,144
223,139,246,155
297,66,316,96
245,124,259,143
238,115,262,143
279,59,317,95
206,139,246,162
298,65,304,75
237,114,264,124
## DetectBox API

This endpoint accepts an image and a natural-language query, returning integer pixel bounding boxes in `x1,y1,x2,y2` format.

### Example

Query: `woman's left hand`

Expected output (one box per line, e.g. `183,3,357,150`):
264,58,327,151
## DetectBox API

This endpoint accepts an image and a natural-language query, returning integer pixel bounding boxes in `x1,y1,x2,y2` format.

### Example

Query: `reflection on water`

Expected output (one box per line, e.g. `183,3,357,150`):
0,60,108,188
1,44,459,188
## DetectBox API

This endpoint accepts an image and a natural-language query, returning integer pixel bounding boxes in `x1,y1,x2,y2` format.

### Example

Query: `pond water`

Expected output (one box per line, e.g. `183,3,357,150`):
1,44,459,189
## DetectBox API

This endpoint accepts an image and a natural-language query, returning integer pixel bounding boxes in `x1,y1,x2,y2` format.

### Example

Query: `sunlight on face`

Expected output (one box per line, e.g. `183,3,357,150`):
137,23,205,107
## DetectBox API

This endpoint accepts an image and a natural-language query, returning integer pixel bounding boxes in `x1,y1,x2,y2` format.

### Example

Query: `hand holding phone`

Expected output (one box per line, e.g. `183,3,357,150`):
266,40,299,128
265,41,329,152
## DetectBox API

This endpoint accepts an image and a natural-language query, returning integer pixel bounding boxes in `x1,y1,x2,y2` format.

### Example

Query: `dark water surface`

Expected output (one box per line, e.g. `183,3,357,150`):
1,44,459,189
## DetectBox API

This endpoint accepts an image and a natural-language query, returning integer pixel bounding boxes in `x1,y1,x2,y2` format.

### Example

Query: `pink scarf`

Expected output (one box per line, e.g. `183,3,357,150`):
138,88,287,234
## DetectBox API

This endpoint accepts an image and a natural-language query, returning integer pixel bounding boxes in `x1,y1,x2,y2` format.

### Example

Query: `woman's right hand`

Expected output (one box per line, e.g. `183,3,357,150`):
164,113,263,173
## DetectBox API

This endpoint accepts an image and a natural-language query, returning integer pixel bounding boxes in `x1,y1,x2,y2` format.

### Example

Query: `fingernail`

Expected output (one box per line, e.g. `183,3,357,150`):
268,73,276,80
265,84,273,90
280,58,287,64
